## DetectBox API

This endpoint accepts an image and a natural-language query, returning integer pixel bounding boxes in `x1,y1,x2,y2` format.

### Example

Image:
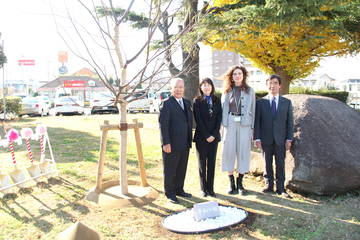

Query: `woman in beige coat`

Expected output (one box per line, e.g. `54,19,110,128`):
221,65,255,195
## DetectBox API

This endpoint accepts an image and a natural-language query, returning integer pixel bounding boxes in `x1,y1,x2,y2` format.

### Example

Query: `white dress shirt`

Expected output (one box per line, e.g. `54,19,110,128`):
269,93,280,111
175,97,184,109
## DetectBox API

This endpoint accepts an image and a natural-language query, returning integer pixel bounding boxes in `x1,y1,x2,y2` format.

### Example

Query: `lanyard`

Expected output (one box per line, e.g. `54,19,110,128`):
232,87,241,113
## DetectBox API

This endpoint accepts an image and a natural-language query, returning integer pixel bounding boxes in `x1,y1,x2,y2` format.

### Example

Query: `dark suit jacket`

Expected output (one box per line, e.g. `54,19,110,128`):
159,95,193,151
193,97,222,144
254,95,294,146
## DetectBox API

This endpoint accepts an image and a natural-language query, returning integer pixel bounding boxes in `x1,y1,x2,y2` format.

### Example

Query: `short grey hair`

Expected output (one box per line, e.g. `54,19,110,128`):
170,78,184,88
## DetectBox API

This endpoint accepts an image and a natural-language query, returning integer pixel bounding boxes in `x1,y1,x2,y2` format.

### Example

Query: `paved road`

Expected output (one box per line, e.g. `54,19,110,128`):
49,107,91,116
0,107,92,119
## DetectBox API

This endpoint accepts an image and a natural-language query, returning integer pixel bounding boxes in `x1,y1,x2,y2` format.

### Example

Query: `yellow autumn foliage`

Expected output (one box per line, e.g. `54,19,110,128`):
206,0,356,82
213,0,239,6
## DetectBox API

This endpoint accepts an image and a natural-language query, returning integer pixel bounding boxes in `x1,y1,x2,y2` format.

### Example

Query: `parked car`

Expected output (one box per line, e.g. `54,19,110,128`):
41,96,51,109
90,93,118,114
54,96,84,116
13,93,27,100
153,91,171,112
126,91,154,113
20,97,50,117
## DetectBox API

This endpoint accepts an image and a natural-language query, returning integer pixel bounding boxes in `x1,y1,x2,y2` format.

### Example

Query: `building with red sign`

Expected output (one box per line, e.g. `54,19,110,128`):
36,76,116,103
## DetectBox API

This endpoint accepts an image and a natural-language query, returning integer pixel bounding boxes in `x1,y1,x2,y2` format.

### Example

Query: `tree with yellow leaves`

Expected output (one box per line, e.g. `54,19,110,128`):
197,0,360,94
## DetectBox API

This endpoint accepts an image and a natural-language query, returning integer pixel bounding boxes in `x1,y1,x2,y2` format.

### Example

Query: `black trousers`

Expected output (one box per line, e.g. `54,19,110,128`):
162,144,190,198
196,141,218,192
262,141,286,192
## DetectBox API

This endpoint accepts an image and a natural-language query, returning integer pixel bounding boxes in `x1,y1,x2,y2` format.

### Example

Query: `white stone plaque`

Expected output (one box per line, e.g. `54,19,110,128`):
193,201,220,221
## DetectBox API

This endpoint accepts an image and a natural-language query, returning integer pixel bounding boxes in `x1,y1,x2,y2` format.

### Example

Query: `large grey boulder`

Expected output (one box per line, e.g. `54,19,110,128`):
250,94,360,195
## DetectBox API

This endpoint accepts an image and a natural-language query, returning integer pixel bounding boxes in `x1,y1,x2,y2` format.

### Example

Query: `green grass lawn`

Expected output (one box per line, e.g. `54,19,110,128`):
0,113,359,239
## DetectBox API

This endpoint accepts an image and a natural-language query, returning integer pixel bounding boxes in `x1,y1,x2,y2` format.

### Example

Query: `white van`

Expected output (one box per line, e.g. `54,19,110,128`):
153,91,171,112
126,91,154,113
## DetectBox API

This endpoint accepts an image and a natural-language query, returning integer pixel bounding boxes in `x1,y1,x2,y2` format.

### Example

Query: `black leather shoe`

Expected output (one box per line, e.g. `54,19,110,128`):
168,197,179,204
177,192,192,197
238,189,247,195
262,187,274,193
276,190,291,199
208,191,216,197
200,191,207,197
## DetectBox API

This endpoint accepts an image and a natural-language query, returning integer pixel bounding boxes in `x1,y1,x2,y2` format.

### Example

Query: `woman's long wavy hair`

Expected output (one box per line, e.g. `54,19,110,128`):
195,77,219,104
221,65,251,94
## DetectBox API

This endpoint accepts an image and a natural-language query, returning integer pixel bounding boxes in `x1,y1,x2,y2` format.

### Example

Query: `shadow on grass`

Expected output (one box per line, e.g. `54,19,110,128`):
0,177,90,233
136,191,260,239
136,187,360,239
0,115,166,237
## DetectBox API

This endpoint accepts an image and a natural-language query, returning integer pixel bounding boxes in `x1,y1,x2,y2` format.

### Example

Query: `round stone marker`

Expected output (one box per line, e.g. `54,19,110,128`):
162,205,248,234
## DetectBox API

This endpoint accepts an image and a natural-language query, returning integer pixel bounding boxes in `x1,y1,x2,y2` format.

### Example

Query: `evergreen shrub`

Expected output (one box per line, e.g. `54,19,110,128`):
0,96,22,117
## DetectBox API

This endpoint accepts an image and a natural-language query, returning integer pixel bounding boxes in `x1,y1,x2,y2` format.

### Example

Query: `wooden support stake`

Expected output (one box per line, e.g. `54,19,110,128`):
133,118,147,187
95,120,109,191
99,122,143,131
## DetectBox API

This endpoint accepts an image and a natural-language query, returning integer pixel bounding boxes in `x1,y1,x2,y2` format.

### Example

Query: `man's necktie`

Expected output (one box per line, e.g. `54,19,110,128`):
272,97,276,117
179,99,184,110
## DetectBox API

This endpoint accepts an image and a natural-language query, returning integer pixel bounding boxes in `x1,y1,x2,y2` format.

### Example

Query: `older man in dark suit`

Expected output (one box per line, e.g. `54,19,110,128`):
254,74,294,198
159,78,193,204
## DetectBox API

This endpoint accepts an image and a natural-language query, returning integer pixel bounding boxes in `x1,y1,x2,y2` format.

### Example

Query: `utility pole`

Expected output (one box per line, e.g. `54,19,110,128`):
2,40,6,121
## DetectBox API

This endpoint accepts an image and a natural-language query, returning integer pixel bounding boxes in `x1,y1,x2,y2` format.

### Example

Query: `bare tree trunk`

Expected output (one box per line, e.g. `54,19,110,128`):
182,0,199,101
113,23,129,194
182,45,200,101
273,67,293,95
162,14,200,100
119,102,128,194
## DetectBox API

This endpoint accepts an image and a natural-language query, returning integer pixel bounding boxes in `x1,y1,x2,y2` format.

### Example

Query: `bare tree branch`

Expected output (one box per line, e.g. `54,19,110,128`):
114,0,135,26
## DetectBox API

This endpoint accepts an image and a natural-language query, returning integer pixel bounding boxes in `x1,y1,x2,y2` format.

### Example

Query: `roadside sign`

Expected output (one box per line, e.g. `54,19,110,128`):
64,81,85,88
18,60,35,66
58,51,68,63
59,66,68,75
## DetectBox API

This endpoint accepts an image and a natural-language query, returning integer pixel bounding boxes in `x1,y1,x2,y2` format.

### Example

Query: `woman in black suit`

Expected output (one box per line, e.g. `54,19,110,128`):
193,78,222,197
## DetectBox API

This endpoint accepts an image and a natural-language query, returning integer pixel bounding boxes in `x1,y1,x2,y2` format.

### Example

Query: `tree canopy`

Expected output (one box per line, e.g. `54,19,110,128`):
196,0,360,94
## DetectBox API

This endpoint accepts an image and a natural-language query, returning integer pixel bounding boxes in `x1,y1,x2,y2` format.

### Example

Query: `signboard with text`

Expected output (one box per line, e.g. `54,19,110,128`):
64,81,85,88
59,66,68,75
193,201,220,221
58,51,68,63
18,60,35,66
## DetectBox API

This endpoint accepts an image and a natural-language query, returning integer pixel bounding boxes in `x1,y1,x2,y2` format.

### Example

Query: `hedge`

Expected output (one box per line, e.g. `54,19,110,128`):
0,96,22,117
289,88,348,103
215,89,348,103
